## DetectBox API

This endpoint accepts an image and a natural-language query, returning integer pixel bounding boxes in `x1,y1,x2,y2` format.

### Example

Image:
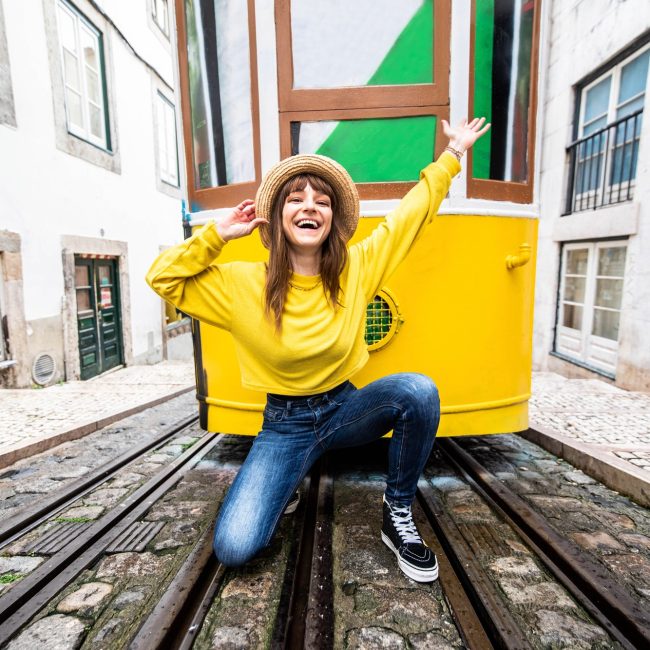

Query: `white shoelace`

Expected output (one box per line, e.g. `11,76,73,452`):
390,504,422,545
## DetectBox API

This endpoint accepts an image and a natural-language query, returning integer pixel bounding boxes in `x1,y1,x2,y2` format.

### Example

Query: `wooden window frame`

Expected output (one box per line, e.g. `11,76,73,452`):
174,0,262,209
467,0,542,203
279,106,450,200
275,0,451,199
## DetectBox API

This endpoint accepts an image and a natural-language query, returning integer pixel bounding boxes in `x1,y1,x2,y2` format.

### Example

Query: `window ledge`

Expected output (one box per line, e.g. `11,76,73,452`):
0,359,17,371
553,202,639,242
550,351,615,380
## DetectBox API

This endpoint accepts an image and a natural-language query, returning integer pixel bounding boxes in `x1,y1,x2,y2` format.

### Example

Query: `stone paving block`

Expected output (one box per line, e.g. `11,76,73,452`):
535,610,611,649
5,614,86,650
56,581,113,614
58,505,104,521
0,555,45,575
571,531,626,553
95,551,174,581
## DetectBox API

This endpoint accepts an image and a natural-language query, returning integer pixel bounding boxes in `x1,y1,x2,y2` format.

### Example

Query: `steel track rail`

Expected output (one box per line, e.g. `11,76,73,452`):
417,480,531,649
0,432,222,646
439,437,650,649
129,524,226,650
0,414,199,548
282,459,334,650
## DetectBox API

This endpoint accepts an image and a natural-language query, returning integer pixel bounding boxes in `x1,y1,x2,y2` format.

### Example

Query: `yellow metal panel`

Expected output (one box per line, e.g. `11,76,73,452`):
194,214,538,436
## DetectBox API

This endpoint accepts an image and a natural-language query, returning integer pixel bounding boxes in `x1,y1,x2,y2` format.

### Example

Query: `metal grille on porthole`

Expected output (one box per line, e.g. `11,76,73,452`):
364,289,402,351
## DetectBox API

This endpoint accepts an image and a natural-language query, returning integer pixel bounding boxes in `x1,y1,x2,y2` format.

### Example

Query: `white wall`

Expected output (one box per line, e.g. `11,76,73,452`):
535,0,650,388
0,0,185,368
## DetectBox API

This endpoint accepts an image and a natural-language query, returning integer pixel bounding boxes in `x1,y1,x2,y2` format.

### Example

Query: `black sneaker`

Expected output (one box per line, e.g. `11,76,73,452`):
283,491,300,515
381,495,439,582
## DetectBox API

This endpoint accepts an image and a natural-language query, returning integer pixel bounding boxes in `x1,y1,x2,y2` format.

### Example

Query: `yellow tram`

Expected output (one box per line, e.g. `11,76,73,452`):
171,0,542,437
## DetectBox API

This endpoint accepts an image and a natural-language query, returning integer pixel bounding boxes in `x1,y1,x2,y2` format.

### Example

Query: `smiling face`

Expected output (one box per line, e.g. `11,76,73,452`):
281,181,333,256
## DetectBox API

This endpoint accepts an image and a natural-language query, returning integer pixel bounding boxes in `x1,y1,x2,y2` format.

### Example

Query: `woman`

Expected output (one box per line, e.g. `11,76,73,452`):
147,118,489,582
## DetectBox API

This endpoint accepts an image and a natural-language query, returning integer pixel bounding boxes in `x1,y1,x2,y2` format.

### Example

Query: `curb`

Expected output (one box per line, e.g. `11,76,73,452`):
522,424,650,508
0,386,195,471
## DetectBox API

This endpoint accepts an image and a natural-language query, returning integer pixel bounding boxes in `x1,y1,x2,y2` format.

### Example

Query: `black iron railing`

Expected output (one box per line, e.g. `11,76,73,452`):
564,108,643,214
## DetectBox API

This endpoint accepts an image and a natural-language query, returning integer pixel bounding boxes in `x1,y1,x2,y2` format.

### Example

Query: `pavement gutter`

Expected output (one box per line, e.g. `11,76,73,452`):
522,424,650,508
0,386,195,470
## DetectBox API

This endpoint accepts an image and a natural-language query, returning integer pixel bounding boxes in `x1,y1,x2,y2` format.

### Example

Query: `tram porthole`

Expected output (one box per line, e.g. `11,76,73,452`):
365,289,403,352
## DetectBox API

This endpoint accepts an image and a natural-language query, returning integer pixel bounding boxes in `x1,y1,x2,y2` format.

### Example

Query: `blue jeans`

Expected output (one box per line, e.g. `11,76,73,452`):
213,372,440,567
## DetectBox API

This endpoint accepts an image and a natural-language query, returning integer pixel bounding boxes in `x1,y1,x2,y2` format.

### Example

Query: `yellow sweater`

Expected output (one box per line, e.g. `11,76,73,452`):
146,152,460,395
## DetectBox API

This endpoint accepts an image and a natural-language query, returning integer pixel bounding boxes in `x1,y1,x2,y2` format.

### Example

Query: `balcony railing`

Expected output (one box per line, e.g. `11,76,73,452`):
564,108,643,214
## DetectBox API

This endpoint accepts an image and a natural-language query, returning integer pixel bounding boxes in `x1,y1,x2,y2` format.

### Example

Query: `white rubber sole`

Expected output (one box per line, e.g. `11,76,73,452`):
381,531,439,582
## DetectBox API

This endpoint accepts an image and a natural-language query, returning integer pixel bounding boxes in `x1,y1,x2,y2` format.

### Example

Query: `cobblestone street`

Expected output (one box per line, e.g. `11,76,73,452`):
0,367,649,647
0,362,194,469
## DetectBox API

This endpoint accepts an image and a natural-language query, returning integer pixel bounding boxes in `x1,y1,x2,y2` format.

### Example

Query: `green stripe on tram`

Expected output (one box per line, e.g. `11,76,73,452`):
315,0,435,182
473,0,494,179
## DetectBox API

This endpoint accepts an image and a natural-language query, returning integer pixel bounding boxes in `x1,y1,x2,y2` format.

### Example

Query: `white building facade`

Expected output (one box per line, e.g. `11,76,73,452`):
535,0,650,391
0,0,191,388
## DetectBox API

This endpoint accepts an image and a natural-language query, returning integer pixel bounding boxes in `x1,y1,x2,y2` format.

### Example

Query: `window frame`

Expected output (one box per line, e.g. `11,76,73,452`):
174,0,262,209
275,0,451,200
152,0,170,38
467,0,542,203
56,0,111,151
555,240,628,376
576,43,650,139
156,90,180,188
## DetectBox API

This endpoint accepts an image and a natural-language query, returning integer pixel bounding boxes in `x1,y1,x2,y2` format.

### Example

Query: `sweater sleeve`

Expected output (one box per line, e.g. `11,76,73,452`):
350,151,460,300
145,221,234,331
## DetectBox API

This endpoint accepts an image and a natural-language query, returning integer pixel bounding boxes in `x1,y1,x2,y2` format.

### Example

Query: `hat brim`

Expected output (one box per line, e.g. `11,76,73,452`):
255,154,359,249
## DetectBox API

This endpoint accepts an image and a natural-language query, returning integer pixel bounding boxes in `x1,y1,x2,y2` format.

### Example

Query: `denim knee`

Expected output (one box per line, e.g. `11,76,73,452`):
394,373,440,415
213,522,261,567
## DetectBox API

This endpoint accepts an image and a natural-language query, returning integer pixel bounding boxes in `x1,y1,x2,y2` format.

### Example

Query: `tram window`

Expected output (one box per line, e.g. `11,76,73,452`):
292,116,437,183
183,0,255,189
291,0,433,89
473,0,534,183
56,0,110,150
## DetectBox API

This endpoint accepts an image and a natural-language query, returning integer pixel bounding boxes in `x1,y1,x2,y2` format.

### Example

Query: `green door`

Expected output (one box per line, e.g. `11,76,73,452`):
75,257,123,379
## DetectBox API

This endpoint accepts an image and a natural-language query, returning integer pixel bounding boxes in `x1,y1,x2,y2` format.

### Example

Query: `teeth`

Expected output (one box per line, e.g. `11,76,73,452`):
297,219,318,229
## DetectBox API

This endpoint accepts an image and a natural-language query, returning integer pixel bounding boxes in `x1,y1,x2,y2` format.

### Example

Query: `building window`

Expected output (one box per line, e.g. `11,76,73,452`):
276,0,451,200
556,241,627,376
56,0,110,149
468,0,541,203
152,0,170,37
156,92,179,186
566,45,649,213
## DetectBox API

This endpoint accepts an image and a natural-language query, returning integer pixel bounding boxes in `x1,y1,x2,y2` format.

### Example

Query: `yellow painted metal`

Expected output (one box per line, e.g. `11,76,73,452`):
195,213,538,437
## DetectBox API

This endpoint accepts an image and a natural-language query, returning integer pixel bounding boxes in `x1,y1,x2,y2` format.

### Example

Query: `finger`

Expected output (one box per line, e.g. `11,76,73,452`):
473,117,486,130
242,203,256,217
460,117,467,128
468,117,480,128
235,199,254,211
477,122,491,135
250,218,269,229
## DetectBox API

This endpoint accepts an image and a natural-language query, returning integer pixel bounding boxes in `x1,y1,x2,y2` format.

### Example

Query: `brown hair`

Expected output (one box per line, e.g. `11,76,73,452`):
264,174,348,331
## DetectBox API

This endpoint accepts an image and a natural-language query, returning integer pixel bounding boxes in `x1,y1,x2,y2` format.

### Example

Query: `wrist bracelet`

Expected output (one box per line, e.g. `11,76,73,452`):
444,146,464,161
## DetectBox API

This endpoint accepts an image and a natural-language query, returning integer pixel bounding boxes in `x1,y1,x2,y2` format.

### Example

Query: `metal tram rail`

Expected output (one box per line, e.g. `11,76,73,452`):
2,433,649,648
0,429,221,646
0,414,200,550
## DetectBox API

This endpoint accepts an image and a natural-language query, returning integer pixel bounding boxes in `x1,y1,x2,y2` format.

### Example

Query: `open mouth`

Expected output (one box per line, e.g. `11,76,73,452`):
296,219,319,230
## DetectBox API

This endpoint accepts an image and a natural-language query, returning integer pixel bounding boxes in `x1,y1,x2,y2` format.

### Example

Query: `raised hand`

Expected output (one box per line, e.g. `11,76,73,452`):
215,199,268,242
441,117,491,155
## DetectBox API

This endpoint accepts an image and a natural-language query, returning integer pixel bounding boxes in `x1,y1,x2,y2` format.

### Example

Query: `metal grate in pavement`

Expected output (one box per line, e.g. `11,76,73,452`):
26,522,90,555
105,521,165,553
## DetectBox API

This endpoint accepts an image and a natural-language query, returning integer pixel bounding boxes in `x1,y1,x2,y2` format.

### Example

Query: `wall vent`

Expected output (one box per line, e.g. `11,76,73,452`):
32,353,56,386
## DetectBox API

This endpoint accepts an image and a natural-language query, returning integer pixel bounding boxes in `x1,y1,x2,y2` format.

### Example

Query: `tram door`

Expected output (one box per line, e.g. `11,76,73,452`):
74,257,123,379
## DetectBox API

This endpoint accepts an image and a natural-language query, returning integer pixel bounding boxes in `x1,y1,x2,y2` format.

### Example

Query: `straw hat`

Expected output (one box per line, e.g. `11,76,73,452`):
255,154,359,249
